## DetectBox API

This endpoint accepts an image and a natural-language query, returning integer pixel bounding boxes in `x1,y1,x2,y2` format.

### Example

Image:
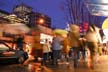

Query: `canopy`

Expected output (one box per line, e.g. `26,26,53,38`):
3,23,30,34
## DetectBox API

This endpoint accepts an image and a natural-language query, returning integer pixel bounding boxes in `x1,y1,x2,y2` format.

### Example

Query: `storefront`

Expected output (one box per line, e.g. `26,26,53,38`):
24,25,53,59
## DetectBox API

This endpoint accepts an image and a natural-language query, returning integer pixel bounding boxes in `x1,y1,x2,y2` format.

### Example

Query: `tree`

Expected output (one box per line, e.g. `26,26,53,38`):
63,0,84,24
63,0,105,28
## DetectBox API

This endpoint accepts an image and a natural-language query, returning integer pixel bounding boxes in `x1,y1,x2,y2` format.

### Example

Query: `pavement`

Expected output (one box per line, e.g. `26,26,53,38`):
41,55,108,72
0,55,108,72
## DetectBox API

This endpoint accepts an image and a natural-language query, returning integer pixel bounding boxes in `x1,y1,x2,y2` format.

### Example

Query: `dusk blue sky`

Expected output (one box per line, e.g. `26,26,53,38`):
0,0,67,29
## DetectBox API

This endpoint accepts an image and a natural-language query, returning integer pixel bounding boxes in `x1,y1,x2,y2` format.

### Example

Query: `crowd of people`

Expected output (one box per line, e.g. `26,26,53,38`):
39,24,105,70
15,24,107,70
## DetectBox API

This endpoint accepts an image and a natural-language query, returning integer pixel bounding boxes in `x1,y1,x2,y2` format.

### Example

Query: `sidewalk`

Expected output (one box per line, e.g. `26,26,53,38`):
41,55,108,72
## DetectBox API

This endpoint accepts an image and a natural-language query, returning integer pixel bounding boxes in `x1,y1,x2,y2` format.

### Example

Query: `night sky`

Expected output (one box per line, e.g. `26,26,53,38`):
0,0,67,29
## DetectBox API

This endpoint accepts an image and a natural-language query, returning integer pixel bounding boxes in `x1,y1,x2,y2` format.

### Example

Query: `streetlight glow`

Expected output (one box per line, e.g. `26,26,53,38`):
38,18,44,24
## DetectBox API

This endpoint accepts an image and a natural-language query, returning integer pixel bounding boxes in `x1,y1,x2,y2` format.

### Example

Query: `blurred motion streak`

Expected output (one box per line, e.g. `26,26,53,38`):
3,23,30,34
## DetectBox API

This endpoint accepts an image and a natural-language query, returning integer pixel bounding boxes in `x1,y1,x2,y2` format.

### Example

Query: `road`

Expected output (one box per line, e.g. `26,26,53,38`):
0,55,108,72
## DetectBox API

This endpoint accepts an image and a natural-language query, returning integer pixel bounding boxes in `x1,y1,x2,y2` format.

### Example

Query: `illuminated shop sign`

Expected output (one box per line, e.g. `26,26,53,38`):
85,0,108,16
40,33,53,44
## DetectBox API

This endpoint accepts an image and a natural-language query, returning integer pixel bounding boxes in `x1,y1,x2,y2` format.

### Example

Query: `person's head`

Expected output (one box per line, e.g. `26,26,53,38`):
87,24,96,32
70,24,79,33
49,41,52,44
45,39,48,43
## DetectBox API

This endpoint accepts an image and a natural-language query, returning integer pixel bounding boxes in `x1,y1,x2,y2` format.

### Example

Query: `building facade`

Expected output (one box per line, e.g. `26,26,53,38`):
0,9,10,23
13,4,51,28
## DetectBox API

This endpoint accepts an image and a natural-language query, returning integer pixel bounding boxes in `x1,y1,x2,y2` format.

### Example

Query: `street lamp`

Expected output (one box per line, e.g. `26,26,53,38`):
38,18,44,24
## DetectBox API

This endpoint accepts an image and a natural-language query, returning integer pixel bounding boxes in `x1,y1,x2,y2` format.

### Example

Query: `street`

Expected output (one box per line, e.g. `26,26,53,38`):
0,55,108,72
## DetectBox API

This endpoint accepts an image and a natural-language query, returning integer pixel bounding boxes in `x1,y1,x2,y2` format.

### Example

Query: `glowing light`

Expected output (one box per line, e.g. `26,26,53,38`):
102,18,108,29
100,0,108,3
40,33,53,44
103,29,108,36
38,18,44,24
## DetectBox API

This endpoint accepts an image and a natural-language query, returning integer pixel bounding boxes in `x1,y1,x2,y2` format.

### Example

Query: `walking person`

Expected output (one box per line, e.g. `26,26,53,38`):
79,35,87,61
51,35,63,66
61,37,71,66
42,39,52,65
23,43,35,65
85,24,102,69
16,34,24,51
69,24,81,68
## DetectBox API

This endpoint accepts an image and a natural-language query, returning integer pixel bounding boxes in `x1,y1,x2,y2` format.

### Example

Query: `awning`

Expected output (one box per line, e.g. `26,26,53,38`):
3,23,30,34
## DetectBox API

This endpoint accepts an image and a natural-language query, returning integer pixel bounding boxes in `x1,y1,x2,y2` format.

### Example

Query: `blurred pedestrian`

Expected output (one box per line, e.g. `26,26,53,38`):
102,43,107,55
69,24,81,68
16,34,24,51
51,35,63,65
98,44,102,55
42,39,52,65
23,43,35,65
61,37,71,66
85,24,102,69
79,35,87,61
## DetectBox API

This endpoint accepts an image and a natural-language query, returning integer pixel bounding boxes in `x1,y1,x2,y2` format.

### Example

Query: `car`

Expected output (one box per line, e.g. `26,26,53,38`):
0,41,28,64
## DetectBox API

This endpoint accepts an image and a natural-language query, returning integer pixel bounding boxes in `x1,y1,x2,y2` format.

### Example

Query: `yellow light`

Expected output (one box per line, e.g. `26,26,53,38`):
102,18,108,29
38,18,44,24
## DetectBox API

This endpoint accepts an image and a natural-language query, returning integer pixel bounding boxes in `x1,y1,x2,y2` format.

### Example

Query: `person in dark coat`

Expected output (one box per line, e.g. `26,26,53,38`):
16,34,24,51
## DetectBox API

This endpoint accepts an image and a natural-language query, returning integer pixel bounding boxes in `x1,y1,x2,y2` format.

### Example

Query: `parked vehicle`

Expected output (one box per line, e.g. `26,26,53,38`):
0,41,28,64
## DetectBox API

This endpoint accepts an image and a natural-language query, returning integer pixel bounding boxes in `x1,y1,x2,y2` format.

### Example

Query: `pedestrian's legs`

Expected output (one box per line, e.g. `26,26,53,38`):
74,50,80,68
66,54,70,62
57,50,62,59
52,50,58,65
69,48,73,58
88,42,98,69
52,50,61,65
49,52,53,60
82,49,86,61
43,53,46,62
89,51,95,69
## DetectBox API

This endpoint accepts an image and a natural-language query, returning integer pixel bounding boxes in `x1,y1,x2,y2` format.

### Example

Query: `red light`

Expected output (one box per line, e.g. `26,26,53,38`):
84,22,88,32
79,25,83,32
